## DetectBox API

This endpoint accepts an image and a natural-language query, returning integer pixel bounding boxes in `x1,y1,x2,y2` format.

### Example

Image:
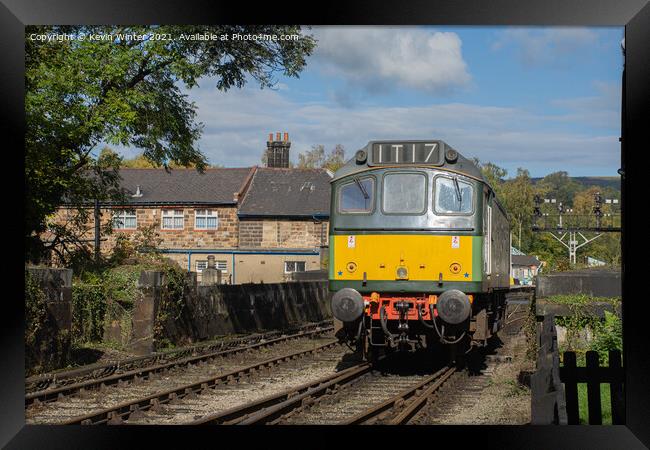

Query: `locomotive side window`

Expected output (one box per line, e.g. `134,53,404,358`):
434,176,474,214
382,173,427,214
338,176,375,213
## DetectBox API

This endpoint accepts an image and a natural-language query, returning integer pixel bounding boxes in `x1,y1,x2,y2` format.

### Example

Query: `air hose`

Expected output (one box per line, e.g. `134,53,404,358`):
418,304,435,329
429,303,466,345
379,305,396,344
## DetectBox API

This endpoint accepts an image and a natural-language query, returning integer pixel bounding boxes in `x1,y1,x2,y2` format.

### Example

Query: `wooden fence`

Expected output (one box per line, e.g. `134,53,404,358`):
561,350,625,424
531,314,625,425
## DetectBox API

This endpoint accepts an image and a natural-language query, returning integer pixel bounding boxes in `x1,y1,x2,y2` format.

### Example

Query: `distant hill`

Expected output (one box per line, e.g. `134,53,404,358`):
530,176,620,191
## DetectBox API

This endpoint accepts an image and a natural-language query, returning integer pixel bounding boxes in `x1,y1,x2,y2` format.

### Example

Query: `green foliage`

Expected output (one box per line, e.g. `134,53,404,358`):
25,271,49,354
551,295,622,364
537,171,583,207
25,270,73,375
472,158,621,268
102,266,142,307
154,261,189,350
26,25,316,262
591,311,623,364
72,283,106,343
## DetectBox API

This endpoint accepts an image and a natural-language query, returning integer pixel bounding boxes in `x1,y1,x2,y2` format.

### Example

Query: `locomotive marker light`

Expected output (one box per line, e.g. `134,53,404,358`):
436,289,471,325
331,288,364,323
445,148,458,164
355,149,367,165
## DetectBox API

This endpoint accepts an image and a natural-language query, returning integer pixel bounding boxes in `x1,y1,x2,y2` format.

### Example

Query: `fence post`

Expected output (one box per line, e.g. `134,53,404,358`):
531,314,567,424
562,352,579,424
609,350,625,424
586,351,602,425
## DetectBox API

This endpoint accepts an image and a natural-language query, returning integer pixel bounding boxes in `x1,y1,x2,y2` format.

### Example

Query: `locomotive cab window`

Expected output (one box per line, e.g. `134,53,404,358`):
382,172,427,214
338,176,375,213
434,176,474,214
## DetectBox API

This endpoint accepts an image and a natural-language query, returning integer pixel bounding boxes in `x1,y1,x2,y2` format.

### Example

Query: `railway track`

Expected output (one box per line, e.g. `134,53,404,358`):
54,341,355,425
26,320,333,395
26,327,338,424
190,361,457,425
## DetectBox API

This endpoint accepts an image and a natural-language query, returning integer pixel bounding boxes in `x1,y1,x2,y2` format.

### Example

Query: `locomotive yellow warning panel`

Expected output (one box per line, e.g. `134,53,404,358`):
332,234,481,282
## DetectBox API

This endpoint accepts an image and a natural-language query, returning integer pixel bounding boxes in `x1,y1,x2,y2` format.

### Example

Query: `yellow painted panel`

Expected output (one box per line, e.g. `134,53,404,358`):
333,234,474,281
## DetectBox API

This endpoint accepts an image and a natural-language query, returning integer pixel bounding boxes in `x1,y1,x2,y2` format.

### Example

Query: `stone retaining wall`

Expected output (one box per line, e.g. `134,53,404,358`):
535,270,621,298
160,275,331,345
25,267,73,372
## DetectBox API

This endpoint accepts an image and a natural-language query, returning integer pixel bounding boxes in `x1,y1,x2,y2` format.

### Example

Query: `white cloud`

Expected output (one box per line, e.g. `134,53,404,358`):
491,27,600,68
310,27,472,95
168,83,620,177
549,81,621,128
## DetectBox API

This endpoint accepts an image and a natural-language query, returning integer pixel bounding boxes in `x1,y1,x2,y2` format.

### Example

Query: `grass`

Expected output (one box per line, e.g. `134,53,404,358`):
577,383,612,425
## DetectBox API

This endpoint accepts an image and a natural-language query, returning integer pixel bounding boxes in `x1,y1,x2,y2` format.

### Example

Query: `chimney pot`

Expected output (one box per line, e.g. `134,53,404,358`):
276,132,281,141
269,133,273,142
283,132,289,142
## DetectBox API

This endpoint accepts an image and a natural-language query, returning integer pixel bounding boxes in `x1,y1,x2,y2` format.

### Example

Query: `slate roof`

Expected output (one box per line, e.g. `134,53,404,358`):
112,168,254,205
238,168,332,217
512,254,542,267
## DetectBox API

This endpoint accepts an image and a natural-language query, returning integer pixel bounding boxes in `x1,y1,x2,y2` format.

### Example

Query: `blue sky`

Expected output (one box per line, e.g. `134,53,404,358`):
117,26,624,177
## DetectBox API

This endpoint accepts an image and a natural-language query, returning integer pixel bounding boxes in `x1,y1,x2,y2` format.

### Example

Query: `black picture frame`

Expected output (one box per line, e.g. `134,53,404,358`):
4,1,649,447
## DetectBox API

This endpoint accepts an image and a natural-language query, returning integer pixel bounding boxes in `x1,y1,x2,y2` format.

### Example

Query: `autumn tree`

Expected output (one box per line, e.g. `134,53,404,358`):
26,25,316,262
296,144,346,172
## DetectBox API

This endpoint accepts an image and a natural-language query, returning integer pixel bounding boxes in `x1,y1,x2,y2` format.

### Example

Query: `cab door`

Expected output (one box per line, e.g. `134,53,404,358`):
484,192,492,276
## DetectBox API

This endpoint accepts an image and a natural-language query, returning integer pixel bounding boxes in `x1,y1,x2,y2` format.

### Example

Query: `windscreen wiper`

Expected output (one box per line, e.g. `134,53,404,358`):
354,177,369,199
453,177,462,204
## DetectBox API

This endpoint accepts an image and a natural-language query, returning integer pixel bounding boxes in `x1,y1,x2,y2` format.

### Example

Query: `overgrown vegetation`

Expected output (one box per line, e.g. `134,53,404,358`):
547,294,622,365
25,270,50,374
66,224,191,354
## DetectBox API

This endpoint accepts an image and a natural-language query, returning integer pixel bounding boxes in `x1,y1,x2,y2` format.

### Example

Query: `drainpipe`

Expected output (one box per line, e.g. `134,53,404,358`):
232,253,236,284
312,215,326,269
94,199,101,262
187,250,192,271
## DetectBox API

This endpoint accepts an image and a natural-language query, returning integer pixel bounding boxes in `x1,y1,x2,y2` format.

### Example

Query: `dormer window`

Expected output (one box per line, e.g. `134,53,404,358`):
195,209,218,230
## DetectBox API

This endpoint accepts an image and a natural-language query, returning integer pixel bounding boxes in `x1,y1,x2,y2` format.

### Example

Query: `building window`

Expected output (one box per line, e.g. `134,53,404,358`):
195,209,218,230
196,260,228,273
284,261,306,273
112,210,137,229
161,209,184,229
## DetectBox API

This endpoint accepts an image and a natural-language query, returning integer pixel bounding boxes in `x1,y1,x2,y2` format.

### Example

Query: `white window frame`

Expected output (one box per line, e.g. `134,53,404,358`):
194,209,218,230
196,259,228,274
284,261,306,274
112,209,137,230
161,209,184,230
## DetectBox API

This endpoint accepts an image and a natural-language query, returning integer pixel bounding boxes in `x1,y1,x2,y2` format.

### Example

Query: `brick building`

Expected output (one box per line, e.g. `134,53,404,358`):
50,161,332,284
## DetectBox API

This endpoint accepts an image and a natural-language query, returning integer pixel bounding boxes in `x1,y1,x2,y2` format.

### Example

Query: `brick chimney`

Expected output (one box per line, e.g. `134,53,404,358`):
266,132,291,168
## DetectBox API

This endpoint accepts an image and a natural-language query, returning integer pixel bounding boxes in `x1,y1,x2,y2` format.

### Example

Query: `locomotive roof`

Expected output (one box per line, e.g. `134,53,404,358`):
331,140,487,185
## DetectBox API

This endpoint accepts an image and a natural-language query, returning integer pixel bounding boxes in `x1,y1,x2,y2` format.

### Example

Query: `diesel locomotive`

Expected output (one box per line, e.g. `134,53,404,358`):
329,140,511,363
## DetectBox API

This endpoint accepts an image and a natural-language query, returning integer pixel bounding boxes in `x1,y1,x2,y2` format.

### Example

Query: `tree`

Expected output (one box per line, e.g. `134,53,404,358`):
537,171,582,207
501,168,536,251
296,144,346,172
26,25,316,262
473,158,508,199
